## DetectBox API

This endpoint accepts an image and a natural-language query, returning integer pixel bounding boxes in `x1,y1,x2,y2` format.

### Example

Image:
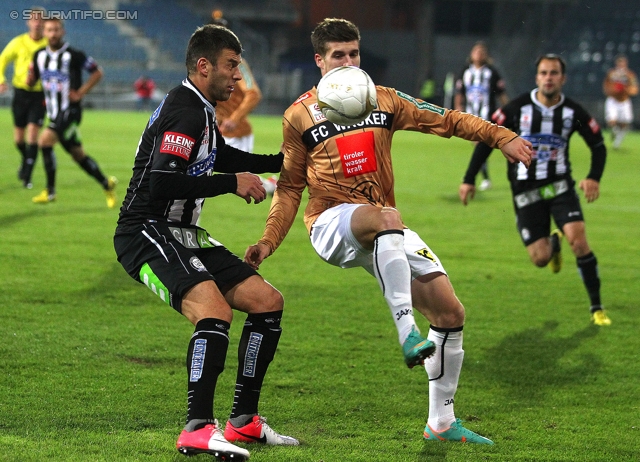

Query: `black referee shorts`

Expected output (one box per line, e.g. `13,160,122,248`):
514,188,584,246
114,222,258,313
12,89,45,128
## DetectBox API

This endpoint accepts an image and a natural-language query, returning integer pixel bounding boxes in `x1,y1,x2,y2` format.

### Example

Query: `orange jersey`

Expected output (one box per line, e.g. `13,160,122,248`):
603,67,639,102
258,86,519,254
215,61,262,138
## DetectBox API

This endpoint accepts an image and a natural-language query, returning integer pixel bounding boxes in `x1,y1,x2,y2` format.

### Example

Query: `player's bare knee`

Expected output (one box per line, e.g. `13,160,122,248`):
253,285,284,313
378,207,403,230
432,304,465,328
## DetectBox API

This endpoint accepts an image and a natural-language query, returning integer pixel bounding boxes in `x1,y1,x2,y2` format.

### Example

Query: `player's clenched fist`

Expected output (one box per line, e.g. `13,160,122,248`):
236,172,267,204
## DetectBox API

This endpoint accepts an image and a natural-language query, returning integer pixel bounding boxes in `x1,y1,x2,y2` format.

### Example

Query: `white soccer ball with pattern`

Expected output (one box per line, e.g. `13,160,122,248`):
317,66,377,125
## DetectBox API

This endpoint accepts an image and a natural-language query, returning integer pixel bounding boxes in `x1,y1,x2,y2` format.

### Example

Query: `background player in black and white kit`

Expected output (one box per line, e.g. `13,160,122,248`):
459,54,610,326
114,24,298,460
27,18,117,207
455,42,509,191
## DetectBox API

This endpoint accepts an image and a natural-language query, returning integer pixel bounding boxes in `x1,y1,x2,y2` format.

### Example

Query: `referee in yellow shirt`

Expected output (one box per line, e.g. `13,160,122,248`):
0,7,47,188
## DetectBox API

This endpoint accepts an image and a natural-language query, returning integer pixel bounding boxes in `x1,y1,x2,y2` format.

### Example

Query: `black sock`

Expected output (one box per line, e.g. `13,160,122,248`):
42,147,57,194
78,155,108,187
22,144,39,184
185,318,230,426
16,142,27,177
229,311,283,424
577,252,601,310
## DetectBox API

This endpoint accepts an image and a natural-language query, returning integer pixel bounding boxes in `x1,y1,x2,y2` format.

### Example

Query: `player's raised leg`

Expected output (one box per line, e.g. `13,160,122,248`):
352,206,435,367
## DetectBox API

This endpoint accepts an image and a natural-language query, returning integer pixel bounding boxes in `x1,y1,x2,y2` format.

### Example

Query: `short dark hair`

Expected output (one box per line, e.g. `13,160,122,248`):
535,53,566,75
310,18,360,57
185,24,242,74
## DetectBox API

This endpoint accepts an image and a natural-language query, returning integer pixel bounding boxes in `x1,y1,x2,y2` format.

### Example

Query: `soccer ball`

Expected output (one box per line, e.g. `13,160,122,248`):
316,66,377,125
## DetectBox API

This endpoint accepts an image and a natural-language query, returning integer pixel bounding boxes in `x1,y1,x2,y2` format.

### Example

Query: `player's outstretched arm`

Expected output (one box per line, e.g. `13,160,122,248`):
244,242,271,270
500,136,533,167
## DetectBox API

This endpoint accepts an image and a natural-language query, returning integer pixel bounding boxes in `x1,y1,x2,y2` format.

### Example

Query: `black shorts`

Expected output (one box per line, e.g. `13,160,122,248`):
47,106,83,152
514,188,584,246
114,222,258,313
12,89,45,128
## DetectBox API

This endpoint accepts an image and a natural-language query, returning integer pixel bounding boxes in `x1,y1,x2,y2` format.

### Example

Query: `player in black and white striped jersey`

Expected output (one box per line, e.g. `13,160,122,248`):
27,17,117,207
455,42,509,191
460,54,610,326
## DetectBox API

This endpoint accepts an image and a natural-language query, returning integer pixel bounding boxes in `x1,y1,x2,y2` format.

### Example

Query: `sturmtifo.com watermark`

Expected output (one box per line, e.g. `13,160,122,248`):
10,9,138,20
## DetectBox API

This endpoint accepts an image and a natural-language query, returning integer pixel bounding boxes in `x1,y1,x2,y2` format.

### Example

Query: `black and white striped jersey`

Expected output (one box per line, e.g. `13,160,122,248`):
116,78,282,234
455,63,506,120
31,42,99,119
491,89,605,193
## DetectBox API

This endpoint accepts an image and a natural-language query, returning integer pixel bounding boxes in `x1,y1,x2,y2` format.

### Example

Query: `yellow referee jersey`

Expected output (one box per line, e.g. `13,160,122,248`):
0,33,47,91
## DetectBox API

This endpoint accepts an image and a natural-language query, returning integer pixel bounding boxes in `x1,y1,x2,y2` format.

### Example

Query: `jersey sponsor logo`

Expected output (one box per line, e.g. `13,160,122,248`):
302,111,393,149
169,227,215,249
492,108,506,126
309,102,326,122
396,91,445,115
521,133,567,162
159,131,195,159
243,332,263,377
588,117,600,134
466,84,488,104
336,131,377,177
520,113,532,132
189,338,207,382
187,148,217,176
294,91,312,105
202,124,209,148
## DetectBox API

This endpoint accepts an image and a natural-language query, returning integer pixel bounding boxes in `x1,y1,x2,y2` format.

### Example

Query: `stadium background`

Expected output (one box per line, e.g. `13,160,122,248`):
0,0,638,127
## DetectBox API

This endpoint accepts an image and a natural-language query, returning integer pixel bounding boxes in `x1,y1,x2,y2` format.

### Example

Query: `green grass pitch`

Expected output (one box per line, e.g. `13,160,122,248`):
0,107,638,461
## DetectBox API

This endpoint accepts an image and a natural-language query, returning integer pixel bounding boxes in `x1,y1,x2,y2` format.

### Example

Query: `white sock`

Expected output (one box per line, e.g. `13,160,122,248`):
425,327,464,432
373,231,416,344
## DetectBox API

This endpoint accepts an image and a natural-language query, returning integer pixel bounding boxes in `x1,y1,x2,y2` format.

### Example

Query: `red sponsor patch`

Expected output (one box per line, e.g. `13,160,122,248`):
159,131,195,159
588,117,600,134
492,108,506,126
294,91,312,105
336,131,377,178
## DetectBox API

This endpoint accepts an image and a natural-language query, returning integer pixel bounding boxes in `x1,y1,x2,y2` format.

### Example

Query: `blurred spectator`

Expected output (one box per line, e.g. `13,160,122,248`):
602,55,638,149
134,75,156,111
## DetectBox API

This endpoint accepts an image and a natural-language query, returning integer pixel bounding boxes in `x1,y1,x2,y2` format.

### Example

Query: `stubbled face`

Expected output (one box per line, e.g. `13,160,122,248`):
44,21,65,49
315,40,360,76
204,49,242,102
536,58,566,101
